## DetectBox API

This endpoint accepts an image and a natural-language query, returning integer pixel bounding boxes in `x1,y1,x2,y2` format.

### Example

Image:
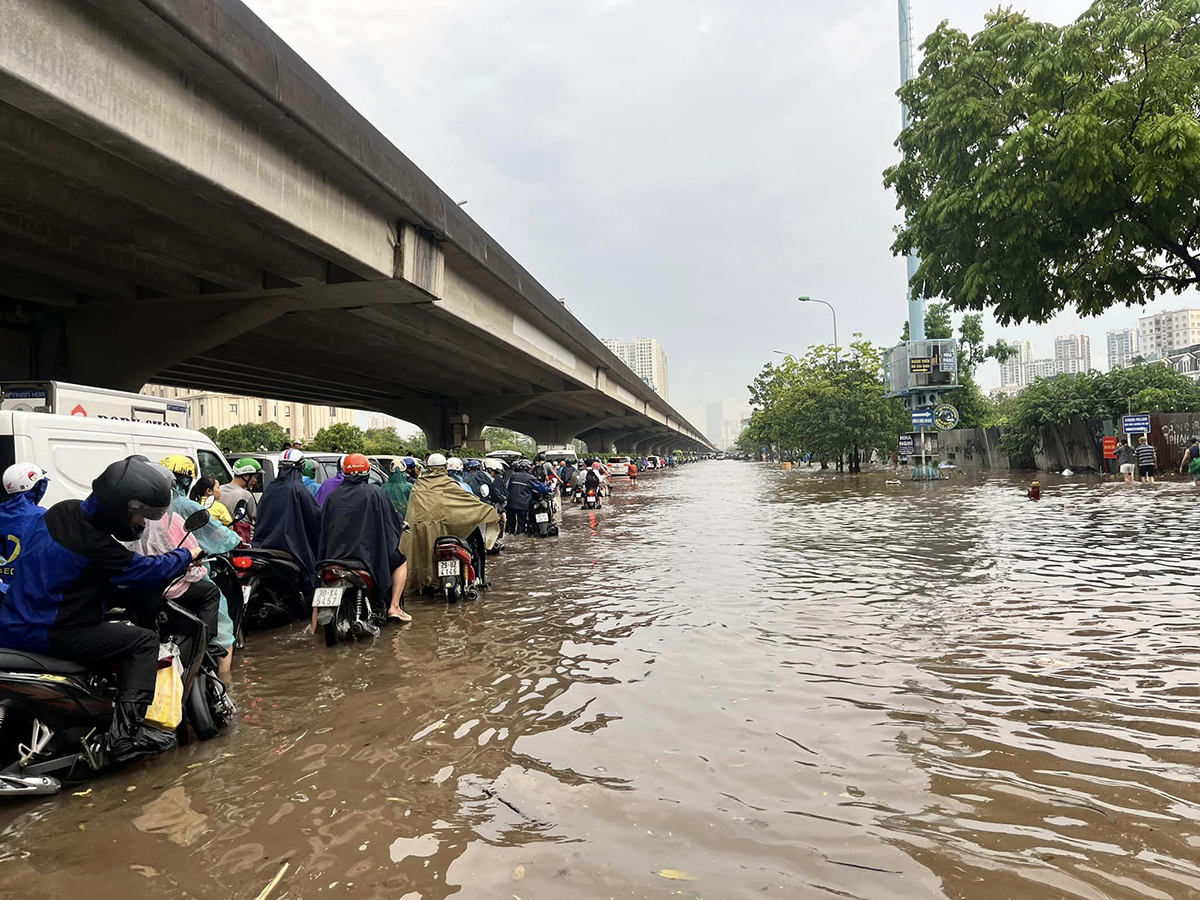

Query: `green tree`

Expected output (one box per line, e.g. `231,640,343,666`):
401,432,429,460
999,363,1200,462
199,426,219,443
746,338,908,471
885,1,1200,324
309,422,366,453
216,422,291,452
482,427,536,457
363,427,403,456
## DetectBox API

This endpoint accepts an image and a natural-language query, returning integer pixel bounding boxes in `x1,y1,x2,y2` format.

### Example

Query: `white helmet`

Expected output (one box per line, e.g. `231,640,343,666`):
446,457,464,472
483,458,503,472
3,463,48,497
426,453,447,468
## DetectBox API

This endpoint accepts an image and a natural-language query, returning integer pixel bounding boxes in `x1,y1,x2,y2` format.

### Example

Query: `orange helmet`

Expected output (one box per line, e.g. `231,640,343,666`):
343,453,370,475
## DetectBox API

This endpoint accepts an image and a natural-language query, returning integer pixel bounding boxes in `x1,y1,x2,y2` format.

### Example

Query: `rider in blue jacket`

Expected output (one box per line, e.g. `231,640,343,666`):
0,456,201,762
0,464,50,595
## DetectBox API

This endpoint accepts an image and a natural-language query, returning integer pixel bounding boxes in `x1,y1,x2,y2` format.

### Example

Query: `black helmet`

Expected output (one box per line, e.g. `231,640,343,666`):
91,455,174,541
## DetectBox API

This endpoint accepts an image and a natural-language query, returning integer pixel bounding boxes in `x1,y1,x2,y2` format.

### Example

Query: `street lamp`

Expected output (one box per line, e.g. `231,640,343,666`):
798,296,838,363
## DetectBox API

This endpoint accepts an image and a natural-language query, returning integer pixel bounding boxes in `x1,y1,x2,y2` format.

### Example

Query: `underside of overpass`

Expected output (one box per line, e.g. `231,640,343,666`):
0,0,711,454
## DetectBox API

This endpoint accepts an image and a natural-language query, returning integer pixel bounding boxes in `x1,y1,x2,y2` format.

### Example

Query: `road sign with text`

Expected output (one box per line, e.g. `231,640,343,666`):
1121,414,1150,434
911,410,934,429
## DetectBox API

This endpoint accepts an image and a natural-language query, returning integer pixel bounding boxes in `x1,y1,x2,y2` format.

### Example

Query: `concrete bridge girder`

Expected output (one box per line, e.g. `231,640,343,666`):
0,0,712,457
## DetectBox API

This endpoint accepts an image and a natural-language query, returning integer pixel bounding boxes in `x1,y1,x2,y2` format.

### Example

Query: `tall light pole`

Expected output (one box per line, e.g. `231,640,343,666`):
898,0,925,342
798,296,838,363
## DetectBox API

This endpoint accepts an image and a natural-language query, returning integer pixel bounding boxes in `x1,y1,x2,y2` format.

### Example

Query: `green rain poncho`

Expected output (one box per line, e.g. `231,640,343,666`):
383,468,413,521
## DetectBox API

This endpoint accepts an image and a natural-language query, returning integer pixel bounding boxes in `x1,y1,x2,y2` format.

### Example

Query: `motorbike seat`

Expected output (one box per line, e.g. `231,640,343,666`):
434,535,472,552
246,548,298,562
315,558,369,572
0,648,91,677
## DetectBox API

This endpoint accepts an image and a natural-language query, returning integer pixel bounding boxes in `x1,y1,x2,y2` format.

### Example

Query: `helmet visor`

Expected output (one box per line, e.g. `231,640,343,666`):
127,499,171,522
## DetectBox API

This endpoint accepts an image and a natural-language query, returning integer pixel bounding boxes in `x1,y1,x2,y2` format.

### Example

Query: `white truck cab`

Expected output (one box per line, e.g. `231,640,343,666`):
0,408,232,507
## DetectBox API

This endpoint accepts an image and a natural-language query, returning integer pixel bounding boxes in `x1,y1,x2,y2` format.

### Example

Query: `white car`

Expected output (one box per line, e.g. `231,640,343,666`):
607,456,631,476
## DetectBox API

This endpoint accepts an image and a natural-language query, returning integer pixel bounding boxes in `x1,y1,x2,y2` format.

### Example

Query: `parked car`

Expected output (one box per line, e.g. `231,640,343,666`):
607,456,631,477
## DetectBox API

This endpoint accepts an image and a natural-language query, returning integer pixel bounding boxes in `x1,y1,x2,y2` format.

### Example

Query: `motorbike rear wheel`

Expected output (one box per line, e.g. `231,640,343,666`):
185,674,219,741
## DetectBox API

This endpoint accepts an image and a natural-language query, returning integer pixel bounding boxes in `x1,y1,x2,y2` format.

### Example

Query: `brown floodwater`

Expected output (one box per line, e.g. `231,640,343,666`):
2,462,1199,900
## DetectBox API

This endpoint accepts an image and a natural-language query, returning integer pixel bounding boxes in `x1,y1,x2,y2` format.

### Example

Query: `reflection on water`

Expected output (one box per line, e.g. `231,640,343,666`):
1,463,1199,899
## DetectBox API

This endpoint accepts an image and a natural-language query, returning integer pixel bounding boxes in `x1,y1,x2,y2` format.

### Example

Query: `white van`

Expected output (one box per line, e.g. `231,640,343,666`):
0,410,233,506
538,444,578,465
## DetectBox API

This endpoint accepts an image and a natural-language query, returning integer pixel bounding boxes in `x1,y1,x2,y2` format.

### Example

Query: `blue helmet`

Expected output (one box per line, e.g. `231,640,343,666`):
464,458,482,471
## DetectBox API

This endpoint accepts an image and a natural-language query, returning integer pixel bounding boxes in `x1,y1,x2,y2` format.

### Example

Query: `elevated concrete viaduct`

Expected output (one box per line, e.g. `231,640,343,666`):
0,0,711,455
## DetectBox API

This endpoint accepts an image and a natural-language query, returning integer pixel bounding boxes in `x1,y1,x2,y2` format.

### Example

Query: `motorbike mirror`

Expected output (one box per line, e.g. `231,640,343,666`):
183,508,211,533
230,498,249,523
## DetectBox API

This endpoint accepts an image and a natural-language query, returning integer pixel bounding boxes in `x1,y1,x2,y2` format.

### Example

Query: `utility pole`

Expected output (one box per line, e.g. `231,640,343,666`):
898,0,925,344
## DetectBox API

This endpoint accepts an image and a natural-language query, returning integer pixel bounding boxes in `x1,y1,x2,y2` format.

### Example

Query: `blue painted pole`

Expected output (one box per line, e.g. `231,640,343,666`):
898,0,925,343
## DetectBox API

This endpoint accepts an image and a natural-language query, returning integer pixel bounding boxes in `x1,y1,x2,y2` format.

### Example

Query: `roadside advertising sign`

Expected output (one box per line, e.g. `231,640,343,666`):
1102,436,1118,459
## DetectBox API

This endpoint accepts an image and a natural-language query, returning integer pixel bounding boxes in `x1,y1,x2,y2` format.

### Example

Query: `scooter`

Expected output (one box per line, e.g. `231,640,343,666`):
312,559,382,648
434,535,479,602
0,510,234,798
229,548,308,645
582,488,601,510
530,493,559,537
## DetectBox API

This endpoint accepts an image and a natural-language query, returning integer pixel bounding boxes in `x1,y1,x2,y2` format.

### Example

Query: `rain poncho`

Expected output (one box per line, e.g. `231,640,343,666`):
0,492,47,594
124,510,203,600
400,467,500,592
253,465,321,591
319,473,402,606
464,469,493,501
382,469,413,521
302,475,320,498
172,490,240,650
315,472,344,507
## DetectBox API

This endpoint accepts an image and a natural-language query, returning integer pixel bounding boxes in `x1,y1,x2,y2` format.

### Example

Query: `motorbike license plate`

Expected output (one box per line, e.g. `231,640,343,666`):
535,512,550,523
312,587,343,608
241,585,253,602
438,560,460,578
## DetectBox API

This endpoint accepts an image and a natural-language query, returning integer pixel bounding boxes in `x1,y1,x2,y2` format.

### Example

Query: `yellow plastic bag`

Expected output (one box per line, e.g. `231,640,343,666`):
145,649,183,731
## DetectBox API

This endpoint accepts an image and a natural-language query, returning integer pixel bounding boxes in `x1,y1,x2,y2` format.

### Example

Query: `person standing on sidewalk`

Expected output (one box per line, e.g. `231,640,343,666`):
1135,436,1158,484
1116,439,1136,486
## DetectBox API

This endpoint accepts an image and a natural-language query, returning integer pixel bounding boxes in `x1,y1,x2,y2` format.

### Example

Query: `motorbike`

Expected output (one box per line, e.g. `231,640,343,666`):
228,548,308,645
312,559,382,648
530,493,559,537
582,487,601,510
434,535,480,602
0,509,234,798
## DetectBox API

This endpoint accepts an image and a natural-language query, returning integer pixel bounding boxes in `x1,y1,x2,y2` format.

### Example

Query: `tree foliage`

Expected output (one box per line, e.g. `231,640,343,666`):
363,427,403,456
740,337,909,470
214,422,291,453
482,427,536,457
885,0,1200,323
199,426,219,443
999,362,1200,461
309,422,366,453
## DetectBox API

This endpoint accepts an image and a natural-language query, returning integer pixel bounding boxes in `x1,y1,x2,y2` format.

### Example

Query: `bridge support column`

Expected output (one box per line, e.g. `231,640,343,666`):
511,417,611,448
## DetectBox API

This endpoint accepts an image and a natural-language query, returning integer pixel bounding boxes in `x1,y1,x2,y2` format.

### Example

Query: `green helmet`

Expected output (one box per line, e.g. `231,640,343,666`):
231,457,262,477
302,459,316,478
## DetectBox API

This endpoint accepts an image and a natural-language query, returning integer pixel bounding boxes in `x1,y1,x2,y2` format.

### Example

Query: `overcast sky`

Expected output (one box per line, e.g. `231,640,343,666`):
245,0,1195,432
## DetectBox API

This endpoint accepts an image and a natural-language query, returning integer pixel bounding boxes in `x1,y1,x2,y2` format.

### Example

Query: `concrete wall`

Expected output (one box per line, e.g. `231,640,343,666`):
1033,418,1106,472
938,427,1011,470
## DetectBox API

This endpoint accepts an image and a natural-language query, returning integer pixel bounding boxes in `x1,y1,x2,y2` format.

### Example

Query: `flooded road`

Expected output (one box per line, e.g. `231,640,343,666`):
2,461,1200,900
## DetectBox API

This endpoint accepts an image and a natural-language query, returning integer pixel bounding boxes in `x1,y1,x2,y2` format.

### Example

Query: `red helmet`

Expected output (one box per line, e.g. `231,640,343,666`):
343,453,370,475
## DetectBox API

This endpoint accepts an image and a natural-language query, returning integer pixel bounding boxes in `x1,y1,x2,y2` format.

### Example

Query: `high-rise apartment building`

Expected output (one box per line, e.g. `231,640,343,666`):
999,340,1033,389
601,337,670,400
706,402,724,445
1053,334,1091,375
1106,328,1140,370
1139,308,1200,360
141,384,354,441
